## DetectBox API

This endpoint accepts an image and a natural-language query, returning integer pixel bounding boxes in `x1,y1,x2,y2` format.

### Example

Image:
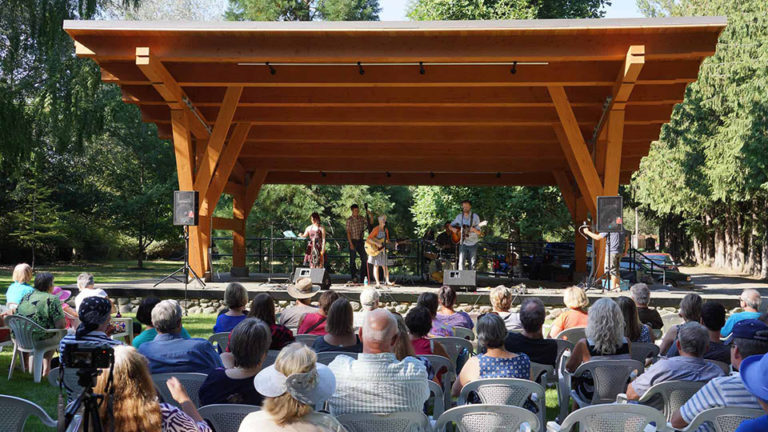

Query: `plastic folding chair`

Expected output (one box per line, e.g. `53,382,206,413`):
617,380,705,421
435,404,539,432
705,359,731,375
5,315,67,383
208,332,230,351
337,411,430,432
431,336,474,367
198,404,260,432
428,379,446,418
315,351,358,365
554,327,586,343
422,354,457,411
0,394,57,431
152,372,207,408
629,342,660,365
547,403,667,432
458,378,546,432
678,406,765,432
530,361,554,385
660,314,683,335
294,334,320,346
48,366,84,404
453,327,476,341
262,349,280,368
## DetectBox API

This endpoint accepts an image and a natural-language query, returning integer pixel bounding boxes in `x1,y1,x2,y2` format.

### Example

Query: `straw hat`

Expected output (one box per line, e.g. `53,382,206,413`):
286,277,320,299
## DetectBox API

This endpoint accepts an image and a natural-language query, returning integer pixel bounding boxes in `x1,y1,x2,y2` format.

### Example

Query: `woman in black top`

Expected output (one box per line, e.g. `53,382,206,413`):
311,298,362,353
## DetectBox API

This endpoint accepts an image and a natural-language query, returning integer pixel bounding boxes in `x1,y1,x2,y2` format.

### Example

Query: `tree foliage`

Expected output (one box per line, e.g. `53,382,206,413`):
225,0,380,21
408,0,609,21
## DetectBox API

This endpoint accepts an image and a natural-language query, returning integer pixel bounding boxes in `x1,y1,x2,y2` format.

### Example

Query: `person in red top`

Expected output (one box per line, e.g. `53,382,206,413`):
405,306,450,358
297,291,339,335
548,286,589,339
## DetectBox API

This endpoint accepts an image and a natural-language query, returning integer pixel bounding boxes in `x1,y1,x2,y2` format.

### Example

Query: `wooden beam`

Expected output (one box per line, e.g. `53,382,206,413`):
170,110,194,190
574,197,588,273
553,171,577,217
243,170,268,219
200,123,252,217
596,45,646,142
232,192,247,269
603,109,625,195
241,156,570,172
224,181,245,196
212,217,244,232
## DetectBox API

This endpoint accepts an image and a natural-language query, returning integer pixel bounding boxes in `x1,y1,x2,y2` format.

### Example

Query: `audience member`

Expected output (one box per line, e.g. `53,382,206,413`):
59,296,122,365
5,263,34,310
200,318,270,406
733,352,768,432
630,283,663,329
328,308,429,415
392,314,435,381
73,273,110,312
722,289,762,337
616,296,654,343
94,345,211,432
404,305,449,358
504,298,558,367
132,297,191,349
138,300,223,374
660,293,703,355
298,291,339,335
279,278,319,328
626,322,724,400
353,287,379,328
240,343,342,431
248,293,295,350
417,292,454,337
549,287,589,338
667,302,731,364
453,314,531,397
488,285,522,331
53,286,78,329
671,319,768,430
213,282,249,334
312,297,362,353
434,285,474,330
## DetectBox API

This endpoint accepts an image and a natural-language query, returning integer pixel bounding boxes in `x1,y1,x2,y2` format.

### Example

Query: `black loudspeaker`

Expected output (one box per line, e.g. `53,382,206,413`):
596,196,623,233
443,270,477,291
173,191,199,226
292,268,331,290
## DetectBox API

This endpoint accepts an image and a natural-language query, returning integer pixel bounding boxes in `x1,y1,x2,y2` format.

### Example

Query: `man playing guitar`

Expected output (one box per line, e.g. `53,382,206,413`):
449,200,482,270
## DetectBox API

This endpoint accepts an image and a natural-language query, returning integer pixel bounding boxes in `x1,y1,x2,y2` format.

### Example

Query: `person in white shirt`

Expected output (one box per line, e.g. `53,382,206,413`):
328,308,429,415
449,200,482,270
74,273,111,312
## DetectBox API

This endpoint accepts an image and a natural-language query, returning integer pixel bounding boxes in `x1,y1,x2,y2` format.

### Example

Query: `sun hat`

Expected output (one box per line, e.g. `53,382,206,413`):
52,286,72,302
740,352,768,401
286,277,320,299
254,363,336,405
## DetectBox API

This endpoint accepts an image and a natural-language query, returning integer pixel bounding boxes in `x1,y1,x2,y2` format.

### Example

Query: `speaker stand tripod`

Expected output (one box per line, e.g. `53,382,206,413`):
155,226,206,313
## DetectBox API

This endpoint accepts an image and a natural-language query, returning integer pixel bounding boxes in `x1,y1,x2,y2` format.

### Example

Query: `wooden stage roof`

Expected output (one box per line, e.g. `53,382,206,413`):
64,17,725,189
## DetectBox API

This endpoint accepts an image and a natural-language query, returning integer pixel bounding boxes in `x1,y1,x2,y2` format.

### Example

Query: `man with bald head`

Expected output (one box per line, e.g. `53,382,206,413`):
328,308,429,415
722,289,763,337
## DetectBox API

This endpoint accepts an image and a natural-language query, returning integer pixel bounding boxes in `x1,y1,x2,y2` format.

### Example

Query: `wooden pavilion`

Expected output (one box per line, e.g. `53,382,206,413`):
64,17,725,279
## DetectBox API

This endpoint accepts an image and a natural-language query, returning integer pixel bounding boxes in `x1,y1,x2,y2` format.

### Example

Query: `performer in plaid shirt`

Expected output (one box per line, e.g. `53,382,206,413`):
346,204,368,283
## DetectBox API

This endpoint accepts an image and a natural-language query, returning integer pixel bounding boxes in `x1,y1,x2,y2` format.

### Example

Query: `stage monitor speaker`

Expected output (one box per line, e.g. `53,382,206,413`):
443,270,476,292
596,195,623,233
173,191,199,226
292,267,331,291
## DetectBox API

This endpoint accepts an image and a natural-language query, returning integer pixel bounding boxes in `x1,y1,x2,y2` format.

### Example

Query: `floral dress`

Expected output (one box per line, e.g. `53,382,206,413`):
304,225,324,268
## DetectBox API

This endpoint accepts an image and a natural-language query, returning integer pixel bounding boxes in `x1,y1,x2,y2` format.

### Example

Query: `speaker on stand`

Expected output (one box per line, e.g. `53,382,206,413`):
291,268,332,291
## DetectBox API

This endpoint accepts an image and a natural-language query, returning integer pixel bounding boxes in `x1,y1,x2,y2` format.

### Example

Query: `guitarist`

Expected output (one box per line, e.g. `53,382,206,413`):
449,200,482,270
366,214,394,287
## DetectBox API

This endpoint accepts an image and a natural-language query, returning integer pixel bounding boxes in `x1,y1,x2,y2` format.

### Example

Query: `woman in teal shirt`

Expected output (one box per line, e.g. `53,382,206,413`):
132,296,191,348
6,263,34,308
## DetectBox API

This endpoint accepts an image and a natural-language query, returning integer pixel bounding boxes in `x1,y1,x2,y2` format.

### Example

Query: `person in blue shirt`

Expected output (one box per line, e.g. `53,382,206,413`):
213,282,248,334
5,263,35,308
138,299,222,374
722,290,762,337
735,352,768,432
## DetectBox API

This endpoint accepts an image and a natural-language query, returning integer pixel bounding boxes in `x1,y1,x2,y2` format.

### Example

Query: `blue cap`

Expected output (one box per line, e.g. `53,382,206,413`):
740,353,768,401
729,319,768,342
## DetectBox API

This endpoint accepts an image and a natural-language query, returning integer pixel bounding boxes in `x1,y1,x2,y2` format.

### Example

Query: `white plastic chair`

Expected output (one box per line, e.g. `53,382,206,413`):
337,411,430,432
453,327,476,341
531,362,554,386
435,404,538,432
5,315,67,383
208,332,231,351
152,372,207,408
110,317,134,342
547,404,667,432
617,380,705,421
554,327,586,343
422,354,457,411
262,349,280,368
431,336,474,366
198,404,260,432
428,379,446,418
458,378,546,432
629,342,660,365
679,406,765,432
0,394,57,431
660,314,683,334
48,366,84,404
705,359,731,375
316,351,358,365
295,334,319,346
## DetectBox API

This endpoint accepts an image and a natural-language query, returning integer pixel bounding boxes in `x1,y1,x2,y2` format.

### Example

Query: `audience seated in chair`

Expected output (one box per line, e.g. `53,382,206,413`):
616,296,655,343
248,293,295,350
485,285,522,331
353,287,380,328
213,282,249,334
722,289,762,337
239,343,343,431
625,322,724,401
200,318,270,406
504,298,558,367
4,263,34,312
279,277,320,328
417,292,454,337
405,305,450,358
132,297,192,349
435,285,474,330
659,293,702,355
393,314,436,382
671,319,768,430
94,345,211,432
732,352,768,432
327,308,429,415
138,299,222,374
73,273,113,313
667,302,731,364
298,291,339,336
312,297,363,353
630,283,663,330
59,296,122,366
548,287,589,338
453,313,531,397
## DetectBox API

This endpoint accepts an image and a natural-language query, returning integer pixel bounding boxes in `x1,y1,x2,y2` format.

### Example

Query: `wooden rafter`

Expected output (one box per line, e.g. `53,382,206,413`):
595,45,646,142
170,109,194,189
243,170,268,219
604,109,626,195
553,170,577,217
200,122,252,216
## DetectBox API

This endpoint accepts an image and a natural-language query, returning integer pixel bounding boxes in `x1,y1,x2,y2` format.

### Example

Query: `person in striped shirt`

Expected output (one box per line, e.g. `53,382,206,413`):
671,319,768,431
59,296,122,366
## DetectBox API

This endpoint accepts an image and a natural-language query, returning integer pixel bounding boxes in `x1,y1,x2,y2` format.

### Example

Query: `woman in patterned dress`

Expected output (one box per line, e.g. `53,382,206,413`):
300,212,326,269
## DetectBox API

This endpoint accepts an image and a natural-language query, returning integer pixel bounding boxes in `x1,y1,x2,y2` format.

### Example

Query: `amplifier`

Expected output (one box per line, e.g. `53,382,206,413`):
291,268,331,290
443,270,477,292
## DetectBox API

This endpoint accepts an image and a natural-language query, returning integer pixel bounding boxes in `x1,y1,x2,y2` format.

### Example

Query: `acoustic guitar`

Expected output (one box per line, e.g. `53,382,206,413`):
365,238,410,258
451,220,488,246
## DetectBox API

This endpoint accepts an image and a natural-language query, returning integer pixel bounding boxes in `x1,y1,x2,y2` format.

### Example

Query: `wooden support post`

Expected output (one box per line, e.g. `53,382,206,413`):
243,170,268,219
603,109,625,195
232,193,248,275
574,198,588,274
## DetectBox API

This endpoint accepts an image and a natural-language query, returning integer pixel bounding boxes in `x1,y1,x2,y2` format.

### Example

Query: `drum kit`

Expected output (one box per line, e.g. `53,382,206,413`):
422,240,456,283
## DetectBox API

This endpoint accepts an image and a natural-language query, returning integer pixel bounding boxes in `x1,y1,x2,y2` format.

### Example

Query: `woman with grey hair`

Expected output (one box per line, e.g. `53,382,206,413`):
659,293,703,355
366,214,394,287
630,283,663,330
452,314,531,397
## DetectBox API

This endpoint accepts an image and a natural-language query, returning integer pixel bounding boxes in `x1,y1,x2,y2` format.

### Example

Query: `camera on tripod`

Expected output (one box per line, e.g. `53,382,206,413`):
62,342,115,370
60,342,116,432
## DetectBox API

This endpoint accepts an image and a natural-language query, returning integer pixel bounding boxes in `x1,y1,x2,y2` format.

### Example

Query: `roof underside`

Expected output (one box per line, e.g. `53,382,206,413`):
64,17,725,187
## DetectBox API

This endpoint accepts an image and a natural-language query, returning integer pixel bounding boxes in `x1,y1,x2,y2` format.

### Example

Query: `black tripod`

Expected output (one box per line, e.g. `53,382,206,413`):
63,368,110,432
155,226,206,311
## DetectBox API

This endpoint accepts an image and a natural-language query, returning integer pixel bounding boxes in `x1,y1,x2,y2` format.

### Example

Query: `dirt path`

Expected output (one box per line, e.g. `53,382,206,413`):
678,266,768,296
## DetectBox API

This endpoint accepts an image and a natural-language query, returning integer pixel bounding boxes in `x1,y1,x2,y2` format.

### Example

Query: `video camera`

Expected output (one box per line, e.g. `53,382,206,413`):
62,342,115,370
